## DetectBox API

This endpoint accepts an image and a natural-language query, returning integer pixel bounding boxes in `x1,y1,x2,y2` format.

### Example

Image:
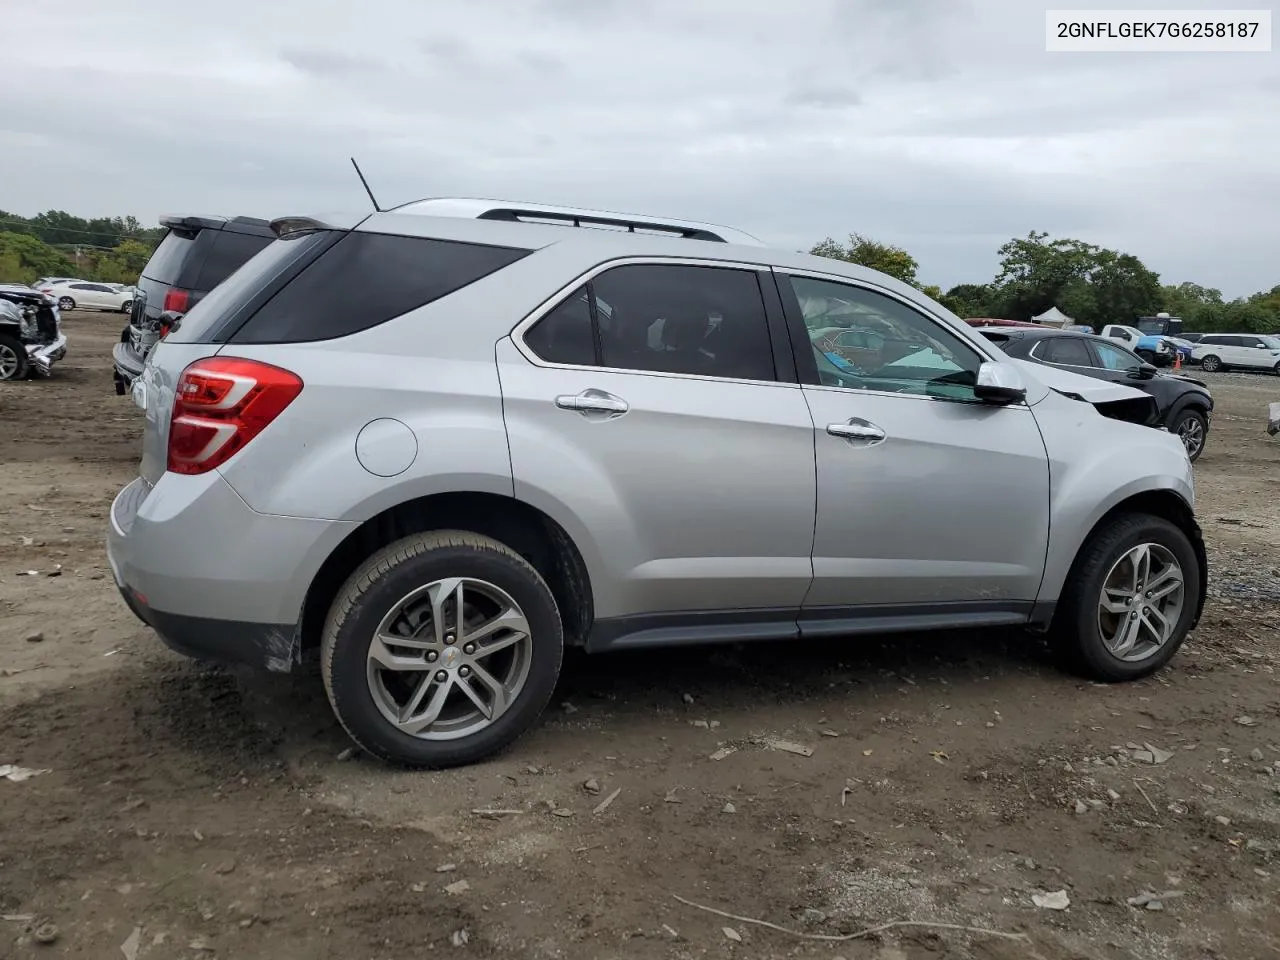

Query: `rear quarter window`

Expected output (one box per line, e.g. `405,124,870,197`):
229,232,532,344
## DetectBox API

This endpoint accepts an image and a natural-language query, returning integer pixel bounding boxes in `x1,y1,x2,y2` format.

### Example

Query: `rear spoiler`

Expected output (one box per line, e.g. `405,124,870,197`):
159,214,274,238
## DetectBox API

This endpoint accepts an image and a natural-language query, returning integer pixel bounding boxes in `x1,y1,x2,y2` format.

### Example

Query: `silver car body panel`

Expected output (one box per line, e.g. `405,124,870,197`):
106,202,1200,666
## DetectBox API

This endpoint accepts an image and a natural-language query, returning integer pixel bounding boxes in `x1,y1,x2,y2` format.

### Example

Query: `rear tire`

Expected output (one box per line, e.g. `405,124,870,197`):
121,300,133,315
57,296,75,311
1199,354,1222,373
321,530,564,768
1051,513,1200,682
0,333,29,381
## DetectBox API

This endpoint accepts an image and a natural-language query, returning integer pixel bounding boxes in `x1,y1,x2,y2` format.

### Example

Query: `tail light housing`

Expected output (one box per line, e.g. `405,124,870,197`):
167,357,303,475
163,288,191,313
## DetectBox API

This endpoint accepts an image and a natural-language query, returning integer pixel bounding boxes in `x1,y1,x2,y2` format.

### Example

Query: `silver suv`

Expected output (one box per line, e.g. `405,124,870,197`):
107,199,1207,767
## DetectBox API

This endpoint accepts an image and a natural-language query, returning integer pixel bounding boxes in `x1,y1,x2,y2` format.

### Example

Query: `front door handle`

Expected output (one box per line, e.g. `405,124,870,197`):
555,389,630,420
827,418,886,445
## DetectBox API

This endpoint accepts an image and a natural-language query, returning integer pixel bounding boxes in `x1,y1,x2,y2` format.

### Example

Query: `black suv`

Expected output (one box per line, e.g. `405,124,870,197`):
976,326,1214,462
113,215,274,394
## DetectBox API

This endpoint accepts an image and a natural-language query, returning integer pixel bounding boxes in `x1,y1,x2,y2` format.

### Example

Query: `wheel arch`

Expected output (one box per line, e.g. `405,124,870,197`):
1054,488,1207,633
299,491,595,659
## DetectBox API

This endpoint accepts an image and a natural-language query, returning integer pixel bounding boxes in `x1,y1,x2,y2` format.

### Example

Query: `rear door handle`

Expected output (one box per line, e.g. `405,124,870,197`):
555,389,629,419
827,418,886,445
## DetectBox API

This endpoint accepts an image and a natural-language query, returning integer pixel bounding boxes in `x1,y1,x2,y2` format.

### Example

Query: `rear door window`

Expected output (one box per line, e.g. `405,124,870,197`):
521,264,778,382
228,232,532,344
1039,337,1093,366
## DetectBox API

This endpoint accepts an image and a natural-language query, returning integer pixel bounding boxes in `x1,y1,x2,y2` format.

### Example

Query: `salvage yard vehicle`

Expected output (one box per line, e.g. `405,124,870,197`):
112,214,275,395
0,284,66,380
1098,324,1176,366
975,326,1215,462
107,199,1208,768
1191,333,1280,374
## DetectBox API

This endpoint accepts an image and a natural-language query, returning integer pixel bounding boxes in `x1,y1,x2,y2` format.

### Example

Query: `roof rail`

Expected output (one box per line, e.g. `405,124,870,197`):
390,197,765,246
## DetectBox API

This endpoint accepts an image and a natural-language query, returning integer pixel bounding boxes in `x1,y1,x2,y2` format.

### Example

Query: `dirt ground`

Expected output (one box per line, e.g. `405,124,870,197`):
2,313,1279,960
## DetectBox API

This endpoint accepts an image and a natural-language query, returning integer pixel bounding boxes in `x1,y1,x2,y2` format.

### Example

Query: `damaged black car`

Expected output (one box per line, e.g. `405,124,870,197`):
0,285,66,381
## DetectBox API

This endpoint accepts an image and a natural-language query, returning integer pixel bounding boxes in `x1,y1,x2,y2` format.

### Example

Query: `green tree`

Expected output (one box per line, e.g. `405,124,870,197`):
0,231,75,282
940,283,995,318
95,239,155,283
810,234,920,287
990,231,1160,328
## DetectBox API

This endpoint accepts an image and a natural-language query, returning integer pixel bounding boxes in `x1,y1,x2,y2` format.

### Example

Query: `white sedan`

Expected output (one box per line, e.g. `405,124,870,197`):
39,281,135,314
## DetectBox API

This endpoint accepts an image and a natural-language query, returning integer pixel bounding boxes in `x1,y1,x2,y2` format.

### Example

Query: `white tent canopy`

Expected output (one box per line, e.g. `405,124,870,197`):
1031,306,1074,327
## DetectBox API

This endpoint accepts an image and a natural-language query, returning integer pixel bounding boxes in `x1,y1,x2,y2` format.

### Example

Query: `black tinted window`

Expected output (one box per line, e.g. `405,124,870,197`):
1041,337,1092,366
524,285,595,366
169,232,332,343
590,264,775,381
196,231,273,290
232,232,532,344
142,230,195,285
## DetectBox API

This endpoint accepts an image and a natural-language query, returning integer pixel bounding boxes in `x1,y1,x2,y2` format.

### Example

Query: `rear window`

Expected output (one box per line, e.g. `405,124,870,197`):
229,232,532,344
141,230,195,286
196,230,273,290
167,231,334,343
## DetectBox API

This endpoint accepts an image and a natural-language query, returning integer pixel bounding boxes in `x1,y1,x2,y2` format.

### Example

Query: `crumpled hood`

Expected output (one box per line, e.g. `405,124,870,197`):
1008,357,1150,405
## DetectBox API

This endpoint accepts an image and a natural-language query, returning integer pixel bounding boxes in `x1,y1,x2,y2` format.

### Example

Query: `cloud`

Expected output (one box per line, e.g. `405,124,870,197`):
0,0,1276,296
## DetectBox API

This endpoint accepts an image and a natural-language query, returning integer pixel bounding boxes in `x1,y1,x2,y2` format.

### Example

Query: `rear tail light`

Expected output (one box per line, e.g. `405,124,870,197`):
167,357,303,475
163,288,191,313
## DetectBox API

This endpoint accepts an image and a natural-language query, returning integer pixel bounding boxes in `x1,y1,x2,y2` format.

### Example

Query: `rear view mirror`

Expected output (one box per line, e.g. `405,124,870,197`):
975,361,1027,405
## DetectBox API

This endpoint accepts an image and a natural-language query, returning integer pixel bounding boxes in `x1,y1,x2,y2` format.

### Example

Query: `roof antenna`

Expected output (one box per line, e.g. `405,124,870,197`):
350,157,383,212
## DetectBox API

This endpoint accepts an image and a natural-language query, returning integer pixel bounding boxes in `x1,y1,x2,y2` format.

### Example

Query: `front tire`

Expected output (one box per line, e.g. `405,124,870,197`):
1051,514,1201,682
1171,408,1208,462
321,530,564,768
121,300,133,315
57,296,75,311
1200,354,1222,373
0,333,29,381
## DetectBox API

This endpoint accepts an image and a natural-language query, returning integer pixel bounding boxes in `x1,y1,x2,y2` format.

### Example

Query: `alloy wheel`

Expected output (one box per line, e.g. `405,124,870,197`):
1097,543,1185,663
1175,415,1205,459
365,576,533,740
0,343,19,380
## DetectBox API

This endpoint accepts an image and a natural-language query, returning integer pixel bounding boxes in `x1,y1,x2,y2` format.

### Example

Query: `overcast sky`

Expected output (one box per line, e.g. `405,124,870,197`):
3,0,1277,295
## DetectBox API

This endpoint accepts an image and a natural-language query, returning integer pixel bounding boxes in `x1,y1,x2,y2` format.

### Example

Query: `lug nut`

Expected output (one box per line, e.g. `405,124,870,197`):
426,651,438,663
445,634,456,645
459,666,471,678
435,670,448,682
463,643,476,655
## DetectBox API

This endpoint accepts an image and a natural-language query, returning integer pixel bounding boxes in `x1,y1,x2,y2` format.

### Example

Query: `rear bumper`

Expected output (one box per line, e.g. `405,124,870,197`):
113,575,300,672
112,340,144,393
106,474,357,671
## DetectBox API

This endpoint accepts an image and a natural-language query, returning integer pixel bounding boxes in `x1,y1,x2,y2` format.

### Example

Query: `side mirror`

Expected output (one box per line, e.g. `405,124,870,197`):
1130,362,1157,380
975,361,1027,405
